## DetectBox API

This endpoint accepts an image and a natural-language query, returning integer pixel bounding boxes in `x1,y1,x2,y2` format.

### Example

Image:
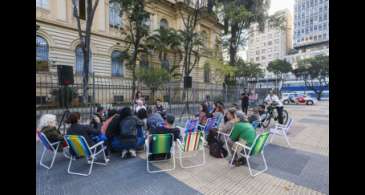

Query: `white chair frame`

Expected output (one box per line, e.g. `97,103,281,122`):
65,136,108,177
145,133,176,173
176,132,206,169
39,132,61,170
229,133,270,177
38,132,71,170
269,118,293,147
217,127,234,157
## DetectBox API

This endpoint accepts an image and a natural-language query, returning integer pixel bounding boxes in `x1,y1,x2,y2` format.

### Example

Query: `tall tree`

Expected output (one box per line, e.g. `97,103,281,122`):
136,67,169,104
267,59,292,92
294,55,329,100
146,28,183,79
114,0,151,100
71,0,100,104
175,0,206,78
235,58,263,88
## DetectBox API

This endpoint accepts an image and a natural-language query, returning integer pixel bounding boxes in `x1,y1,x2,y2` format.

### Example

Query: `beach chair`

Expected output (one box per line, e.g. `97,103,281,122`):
145,133,175,173
38,132,61,170
269,118,293,147
176,119,199,133
176,131,206,168
230,131,271,177
64,135,109,176
200,117,218,133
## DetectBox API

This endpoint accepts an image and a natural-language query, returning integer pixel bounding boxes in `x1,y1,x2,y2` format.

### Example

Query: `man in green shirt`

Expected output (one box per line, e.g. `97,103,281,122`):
227,111,256,166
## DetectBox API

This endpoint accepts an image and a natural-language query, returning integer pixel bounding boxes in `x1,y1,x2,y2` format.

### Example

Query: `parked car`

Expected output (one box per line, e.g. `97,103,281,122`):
281,93,317,105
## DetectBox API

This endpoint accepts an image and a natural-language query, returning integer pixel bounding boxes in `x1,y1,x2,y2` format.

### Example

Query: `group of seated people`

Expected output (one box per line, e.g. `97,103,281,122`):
197,101,264,167
37,98,265,166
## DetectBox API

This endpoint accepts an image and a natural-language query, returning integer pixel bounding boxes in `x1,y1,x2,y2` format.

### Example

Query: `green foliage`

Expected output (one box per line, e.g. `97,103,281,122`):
294,55,329,100
146,28,183,79
137,66,169,91
267,59,292,78
235,58,264,80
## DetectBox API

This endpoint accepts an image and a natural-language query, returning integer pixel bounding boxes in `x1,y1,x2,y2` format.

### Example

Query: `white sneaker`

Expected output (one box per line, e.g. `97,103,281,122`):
129,149,136,157
121,150,128,159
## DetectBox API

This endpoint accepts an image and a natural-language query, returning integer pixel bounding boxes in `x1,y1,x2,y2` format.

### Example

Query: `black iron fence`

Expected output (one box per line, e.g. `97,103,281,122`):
36,72,270,125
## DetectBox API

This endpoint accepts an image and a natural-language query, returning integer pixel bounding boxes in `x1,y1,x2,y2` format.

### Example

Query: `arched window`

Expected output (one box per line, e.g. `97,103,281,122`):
160,18,169,29
75,46,92,75
109,1,122,28
36,36,49,62
139,52,149,69
143,15,151,30
204,63,210,83
111,50,124,77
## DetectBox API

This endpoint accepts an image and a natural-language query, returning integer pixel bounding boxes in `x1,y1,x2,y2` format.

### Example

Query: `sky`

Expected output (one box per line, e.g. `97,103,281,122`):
237,0,294,60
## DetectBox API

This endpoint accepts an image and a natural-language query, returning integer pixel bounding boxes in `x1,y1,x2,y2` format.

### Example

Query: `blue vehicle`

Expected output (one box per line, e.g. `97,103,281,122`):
281,80,329,100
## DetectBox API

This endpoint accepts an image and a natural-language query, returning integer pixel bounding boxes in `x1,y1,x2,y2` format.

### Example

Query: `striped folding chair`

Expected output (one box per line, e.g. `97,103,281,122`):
64,135,109,176
176,131,206,168
229,131,271,177
38,132,61,170
145,133,175,173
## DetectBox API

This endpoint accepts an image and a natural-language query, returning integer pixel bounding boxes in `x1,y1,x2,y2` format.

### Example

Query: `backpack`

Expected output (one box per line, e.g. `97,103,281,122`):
120,116,138,138
207,128,227,158
209,140,228,158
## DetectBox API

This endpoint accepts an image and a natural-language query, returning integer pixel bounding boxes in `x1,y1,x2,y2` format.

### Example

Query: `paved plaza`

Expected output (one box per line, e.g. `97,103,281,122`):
36,102,329,195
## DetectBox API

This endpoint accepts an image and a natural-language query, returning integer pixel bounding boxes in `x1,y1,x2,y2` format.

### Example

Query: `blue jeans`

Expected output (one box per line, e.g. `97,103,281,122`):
111,127,145,151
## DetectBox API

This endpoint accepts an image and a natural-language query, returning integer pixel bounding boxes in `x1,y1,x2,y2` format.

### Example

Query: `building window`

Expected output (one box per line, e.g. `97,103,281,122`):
268,41,272,46
204,63,210,83
261,56,265,60
74,0,86,20
274,39,279,44
111,50,124,77
256,57,259,61
160,18,169,29
261,49,265,54
256,50,260,55
109,1,122,28
36,0,48,9
36,36,49,62
143,15,151,30
75,46,92,75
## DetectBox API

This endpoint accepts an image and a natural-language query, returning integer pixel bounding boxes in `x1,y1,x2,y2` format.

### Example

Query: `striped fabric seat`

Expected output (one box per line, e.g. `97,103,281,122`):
65,135,91,158
203,117,217,132
150,134,173,155
184,119,199,133
146,133,176,173
249,131,270,156
183,132,203,152
38,132,55,151
38,132,61,170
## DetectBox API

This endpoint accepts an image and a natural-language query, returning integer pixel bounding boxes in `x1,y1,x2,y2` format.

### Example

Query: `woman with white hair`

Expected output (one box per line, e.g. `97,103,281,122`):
38,114,64,150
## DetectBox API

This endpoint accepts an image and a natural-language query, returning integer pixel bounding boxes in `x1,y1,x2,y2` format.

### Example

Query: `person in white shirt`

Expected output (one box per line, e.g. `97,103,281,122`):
264,91,284,124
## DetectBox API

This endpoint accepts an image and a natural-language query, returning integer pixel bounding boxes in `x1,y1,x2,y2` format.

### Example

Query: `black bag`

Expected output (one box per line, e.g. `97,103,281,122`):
209,141,228,158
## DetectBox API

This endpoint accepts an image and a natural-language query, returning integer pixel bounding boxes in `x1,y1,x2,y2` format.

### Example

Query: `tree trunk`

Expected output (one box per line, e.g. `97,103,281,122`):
83,47,90,105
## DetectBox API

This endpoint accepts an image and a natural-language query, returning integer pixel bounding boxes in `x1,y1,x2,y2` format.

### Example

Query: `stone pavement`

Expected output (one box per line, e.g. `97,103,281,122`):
36,101,329,195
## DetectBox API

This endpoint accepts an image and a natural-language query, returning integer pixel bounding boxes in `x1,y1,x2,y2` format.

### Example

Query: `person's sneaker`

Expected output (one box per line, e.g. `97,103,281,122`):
105,158,110,163
121,150,128,159
129,149,137,157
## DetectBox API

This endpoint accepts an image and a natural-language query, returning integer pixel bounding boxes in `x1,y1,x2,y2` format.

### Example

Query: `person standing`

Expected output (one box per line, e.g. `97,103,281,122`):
240,89,249,114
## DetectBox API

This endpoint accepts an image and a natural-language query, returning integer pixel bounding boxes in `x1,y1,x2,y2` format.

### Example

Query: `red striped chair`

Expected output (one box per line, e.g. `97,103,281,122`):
176,131,206,168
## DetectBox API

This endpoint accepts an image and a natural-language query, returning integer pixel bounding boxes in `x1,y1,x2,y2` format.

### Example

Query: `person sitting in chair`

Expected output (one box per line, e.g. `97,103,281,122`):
38,114,64,152
66,112,101,147
149,114,181,160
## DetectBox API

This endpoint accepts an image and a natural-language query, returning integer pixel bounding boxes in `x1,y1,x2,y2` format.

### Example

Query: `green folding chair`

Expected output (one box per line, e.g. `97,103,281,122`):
145,133,175,173
229,131,271,177
176,131,206,168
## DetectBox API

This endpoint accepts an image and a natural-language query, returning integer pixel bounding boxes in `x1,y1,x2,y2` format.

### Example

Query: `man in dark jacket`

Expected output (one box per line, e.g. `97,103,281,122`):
66,112,101,147
241,89,250,114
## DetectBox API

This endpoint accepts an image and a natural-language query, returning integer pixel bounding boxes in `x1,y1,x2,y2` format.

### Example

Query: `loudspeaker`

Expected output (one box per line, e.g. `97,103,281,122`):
184,76,192,89
57,65,74,85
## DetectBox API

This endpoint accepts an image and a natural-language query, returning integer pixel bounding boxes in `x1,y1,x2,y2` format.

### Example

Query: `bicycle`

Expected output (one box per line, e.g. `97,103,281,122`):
260,104,289,128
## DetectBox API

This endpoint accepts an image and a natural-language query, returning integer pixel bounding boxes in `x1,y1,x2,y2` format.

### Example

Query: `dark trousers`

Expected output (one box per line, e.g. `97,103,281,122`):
242,103,248,114
276,106,284,124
